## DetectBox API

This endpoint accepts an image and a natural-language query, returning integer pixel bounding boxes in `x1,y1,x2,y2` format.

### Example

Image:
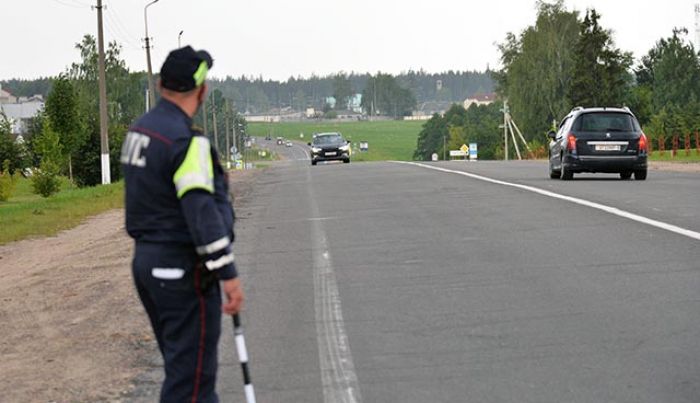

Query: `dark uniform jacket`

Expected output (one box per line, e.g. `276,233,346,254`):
121,99,236,279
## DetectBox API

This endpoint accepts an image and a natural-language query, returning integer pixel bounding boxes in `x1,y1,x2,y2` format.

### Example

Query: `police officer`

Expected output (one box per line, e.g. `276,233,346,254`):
121,46,244,402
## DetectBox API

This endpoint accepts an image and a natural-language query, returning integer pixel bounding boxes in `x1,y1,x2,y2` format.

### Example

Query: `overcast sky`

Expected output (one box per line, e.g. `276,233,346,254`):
2,0,699,81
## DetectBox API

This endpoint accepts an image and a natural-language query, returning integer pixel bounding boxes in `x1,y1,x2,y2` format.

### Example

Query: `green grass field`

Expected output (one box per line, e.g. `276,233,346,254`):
0,178,124,245
648,149,700,162
248,120,424,162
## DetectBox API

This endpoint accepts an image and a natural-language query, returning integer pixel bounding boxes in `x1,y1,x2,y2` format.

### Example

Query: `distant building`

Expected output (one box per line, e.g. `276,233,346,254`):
463,93,497,109
347,94,362,113
18,95,44,103
0,100,44,134
0,84,17,104
324,96,336,109
414,100,455,116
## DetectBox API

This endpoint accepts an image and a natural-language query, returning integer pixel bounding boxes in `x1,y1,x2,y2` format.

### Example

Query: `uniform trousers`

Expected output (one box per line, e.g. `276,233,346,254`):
132,242,222,403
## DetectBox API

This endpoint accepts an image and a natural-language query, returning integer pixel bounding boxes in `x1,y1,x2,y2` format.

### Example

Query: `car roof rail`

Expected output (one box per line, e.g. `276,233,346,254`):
571,106,584,112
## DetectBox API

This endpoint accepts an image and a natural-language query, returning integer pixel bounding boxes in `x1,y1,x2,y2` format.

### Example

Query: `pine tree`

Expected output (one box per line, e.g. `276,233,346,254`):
568,9,632,108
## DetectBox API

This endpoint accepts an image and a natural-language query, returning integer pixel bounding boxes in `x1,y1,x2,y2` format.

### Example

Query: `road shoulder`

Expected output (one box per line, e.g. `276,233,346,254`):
0,169,261,402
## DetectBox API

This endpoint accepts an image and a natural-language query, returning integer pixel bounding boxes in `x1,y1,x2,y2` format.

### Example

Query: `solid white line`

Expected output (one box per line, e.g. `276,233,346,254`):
308,168,363,403
394,161,700,242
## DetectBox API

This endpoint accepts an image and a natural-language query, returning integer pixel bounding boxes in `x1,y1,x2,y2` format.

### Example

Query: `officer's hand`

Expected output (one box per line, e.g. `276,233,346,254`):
221,277,244,315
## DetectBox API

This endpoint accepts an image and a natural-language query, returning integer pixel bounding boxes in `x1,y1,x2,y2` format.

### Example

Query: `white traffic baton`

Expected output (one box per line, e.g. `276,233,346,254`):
233,313,257,403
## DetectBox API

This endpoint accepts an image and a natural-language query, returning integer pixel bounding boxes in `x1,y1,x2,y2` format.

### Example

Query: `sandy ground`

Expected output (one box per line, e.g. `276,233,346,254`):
649,160,700,173
0,169,259,403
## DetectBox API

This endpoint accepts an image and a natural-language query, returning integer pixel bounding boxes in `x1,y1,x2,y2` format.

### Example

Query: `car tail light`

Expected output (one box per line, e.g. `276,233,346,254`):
567,134,577,152
639,133,648,153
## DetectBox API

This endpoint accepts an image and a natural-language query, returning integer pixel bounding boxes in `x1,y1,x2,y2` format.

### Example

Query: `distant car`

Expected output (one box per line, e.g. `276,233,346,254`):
265,135,272,141
548,107,648,180
285,141,293,147
309,132,350,166
276,137,284,145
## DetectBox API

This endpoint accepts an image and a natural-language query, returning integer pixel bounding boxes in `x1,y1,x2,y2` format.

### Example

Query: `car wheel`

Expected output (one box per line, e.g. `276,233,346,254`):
343,159,350,164
620,171,632,180
560,157,573,180
311,160,317,166
634,169,647,181
549,161,560,179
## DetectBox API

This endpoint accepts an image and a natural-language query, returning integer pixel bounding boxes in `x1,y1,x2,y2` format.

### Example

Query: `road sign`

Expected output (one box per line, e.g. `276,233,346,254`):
460,144,469,153
469,143,478,161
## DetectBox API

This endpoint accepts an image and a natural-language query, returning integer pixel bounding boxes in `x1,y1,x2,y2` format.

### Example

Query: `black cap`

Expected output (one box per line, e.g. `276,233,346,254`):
160,46,214,92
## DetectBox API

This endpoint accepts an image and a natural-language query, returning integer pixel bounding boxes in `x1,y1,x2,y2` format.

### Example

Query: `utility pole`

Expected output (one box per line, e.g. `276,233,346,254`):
373,76,377,119
202,97,208,138
144,0,159,110
225,99,231,169
500,100,531,161
212,94,219,158
503,100,509,161
232,120,237,168
443,135,446,161
95,0,110,184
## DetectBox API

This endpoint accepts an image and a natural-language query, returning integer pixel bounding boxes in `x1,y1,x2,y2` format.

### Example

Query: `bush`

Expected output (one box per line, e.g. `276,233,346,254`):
526,138,548,159
31,161,61,198
0,160,17,201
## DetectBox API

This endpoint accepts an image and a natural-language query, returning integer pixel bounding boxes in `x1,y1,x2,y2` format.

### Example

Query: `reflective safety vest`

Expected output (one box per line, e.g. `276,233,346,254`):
121,99,236,279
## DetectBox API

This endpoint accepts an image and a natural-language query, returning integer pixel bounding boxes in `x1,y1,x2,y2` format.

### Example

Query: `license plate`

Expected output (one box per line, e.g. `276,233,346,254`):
595,144,620,151
325,152,337,156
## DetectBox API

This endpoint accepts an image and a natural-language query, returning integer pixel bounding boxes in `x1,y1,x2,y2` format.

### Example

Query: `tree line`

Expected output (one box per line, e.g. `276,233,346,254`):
197,70,493,115
0,35,253,194
1,35,147,192
416,0,700,160
497,0,700,146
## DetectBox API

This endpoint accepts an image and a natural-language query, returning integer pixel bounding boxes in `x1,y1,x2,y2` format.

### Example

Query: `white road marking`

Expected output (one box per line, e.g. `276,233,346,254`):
309,217,339,222
307,168,363,403
396,161,700,242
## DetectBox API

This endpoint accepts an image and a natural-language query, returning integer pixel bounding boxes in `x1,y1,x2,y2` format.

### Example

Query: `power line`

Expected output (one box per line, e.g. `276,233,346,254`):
66,0,92,6
50,0,89,9
108,5,142,45
103,11,141,50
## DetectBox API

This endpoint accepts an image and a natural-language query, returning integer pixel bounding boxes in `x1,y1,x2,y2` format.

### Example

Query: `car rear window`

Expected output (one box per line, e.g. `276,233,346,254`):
574,113,639,132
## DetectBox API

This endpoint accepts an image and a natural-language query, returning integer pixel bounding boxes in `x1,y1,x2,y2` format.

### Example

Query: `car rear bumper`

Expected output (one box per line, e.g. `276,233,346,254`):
563,154,647,173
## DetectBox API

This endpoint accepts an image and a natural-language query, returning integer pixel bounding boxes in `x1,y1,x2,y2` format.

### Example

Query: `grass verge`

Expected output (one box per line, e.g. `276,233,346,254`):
248,120,424,162
0,177,124,245
649,149,700,162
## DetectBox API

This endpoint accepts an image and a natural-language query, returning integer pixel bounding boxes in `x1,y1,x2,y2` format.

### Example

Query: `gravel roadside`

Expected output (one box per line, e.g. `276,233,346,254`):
0,169,261,403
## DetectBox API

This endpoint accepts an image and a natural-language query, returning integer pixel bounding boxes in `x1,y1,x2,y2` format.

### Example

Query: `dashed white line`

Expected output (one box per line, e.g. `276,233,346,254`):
395,161,700,242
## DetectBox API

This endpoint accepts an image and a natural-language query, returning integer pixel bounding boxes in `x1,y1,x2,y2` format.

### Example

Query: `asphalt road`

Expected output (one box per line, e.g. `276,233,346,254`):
218,153,700,403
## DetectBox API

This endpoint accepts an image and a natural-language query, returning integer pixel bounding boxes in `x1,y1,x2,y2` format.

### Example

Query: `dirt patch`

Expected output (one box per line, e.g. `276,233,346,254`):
0,169,261,402
649,161,700,173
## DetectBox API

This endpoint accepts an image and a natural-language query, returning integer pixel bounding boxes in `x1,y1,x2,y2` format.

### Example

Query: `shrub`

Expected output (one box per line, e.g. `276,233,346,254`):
31,161,61,198
0,160,17,201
